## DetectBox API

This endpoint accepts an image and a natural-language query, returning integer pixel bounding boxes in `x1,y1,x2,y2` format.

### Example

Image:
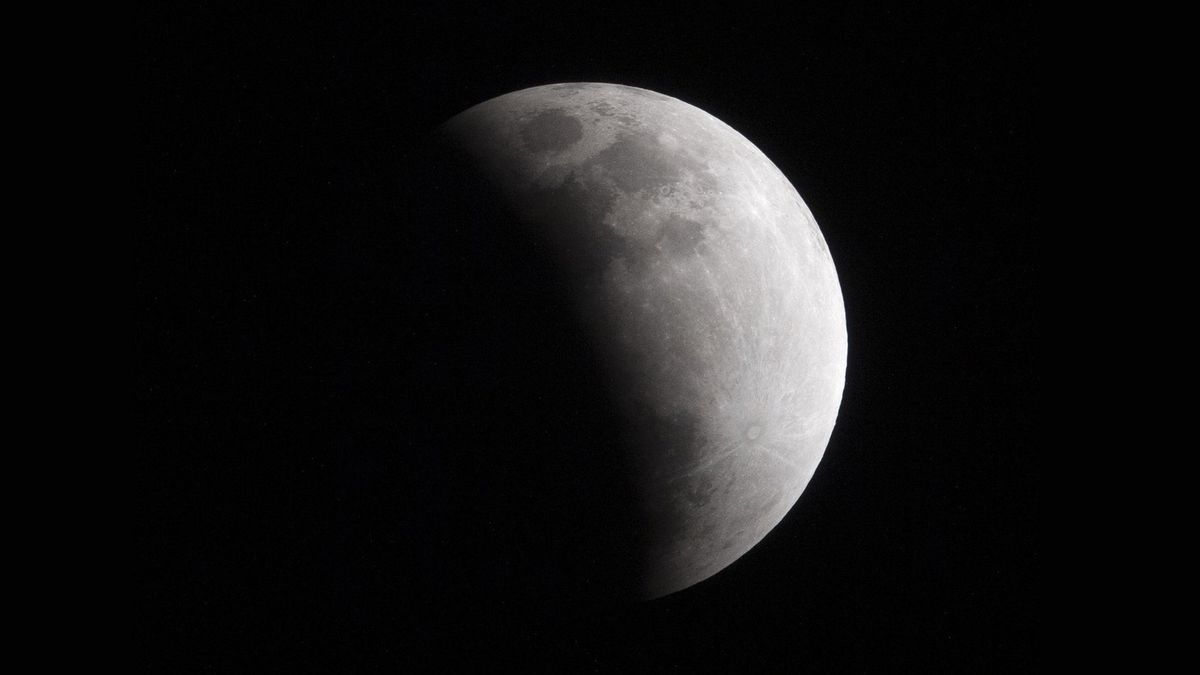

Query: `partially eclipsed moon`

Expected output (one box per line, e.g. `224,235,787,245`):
439,83,847,599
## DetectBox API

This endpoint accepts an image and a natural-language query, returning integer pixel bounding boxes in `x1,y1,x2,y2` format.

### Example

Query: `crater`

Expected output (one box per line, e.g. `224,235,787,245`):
520,108,584,153
589,100,618,117
746,425,762,440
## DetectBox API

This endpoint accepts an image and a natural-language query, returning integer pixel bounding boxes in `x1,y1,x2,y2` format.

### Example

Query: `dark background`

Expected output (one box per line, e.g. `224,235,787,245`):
138,3,1036,671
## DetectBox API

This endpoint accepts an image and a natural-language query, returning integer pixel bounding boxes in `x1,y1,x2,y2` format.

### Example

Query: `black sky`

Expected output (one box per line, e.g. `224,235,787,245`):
139,4,1037,670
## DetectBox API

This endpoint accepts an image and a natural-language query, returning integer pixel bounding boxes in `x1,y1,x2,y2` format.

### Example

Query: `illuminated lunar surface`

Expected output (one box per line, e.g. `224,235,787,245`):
440,83,847,599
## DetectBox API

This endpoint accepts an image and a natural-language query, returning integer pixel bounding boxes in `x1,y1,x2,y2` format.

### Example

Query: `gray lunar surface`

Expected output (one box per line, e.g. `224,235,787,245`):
441,83,847,598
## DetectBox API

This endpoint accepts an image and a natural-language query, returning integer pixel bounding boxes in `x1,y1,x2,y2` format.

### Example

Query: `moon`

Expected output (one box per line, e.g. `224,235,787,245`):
437,83,846,599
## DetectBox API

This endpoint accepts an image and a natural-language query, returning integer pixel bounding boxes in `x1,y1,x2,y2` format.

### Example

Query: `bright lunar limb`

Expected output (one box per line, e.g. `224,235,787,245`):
440,83,847,599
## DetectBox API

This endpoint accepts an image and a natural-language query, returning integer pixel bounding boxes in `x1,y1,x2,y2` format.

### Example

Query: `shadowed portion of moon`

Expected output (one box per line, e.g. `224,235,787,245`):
399,140,645,607
432,83,847,599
